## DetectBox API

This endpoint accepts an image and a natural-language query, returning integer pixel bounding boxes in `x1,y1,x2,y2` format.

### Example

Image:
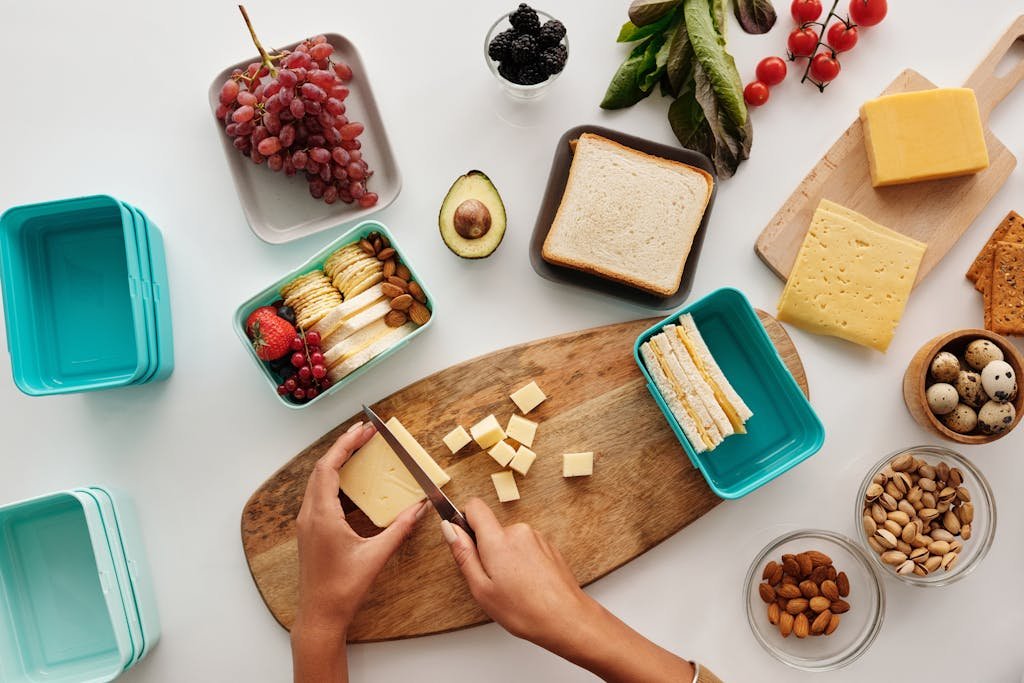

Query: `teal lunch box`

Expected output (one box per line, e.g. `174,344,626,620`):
127,205,174,383
633,287,825,499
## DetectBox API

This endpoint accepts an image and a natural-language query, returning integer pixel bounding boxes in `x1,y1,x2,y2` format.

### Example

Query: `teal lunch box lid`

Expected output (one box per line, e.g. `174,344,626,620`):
135,207,174,382
0,491,133,682
233,220,435,409
75,488,146,667
121,204,157,385
0,195,151,395
633,287,825,499
89,486,161,653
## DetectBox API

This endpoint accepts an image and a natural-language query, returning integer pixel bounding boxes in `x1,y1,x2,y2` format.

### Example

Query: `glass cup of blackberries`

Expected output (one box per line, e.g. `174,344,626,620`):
485,4,568,99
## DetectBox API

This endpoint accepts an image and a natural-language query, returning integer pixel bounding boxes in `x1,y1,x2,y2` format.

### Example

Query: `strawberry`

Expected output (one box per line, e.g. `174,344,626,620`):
245,306,279,337
250,316,296,361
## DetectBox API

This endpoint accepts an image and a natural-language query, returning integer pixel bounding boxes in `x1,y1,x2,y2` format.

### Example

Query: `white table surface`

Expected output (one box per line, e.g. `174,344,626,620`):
2,0,1023,680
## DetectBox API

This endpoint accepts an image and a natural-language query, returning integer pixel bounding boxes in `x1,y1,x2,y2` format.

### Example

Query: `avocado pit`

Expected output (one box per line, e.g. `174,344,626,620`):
453,199,492,239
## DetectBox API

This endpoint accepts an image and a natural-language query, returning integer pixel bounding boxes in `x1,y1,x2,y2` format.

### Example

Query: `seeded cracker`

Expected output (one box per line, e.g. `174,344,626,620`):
967,210,1024,291
989,241,1024,336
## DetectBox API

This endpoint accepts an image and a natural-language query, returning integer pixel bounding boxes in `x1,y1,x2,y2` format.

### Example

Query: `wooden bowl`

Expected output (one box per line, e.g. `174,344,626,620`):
903,329,1024,444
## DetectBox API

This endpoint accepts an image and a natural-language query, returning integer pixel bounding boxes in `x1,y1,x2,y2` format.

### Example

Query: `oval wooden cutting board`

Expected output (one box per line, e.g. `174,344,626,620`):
241,311,807,642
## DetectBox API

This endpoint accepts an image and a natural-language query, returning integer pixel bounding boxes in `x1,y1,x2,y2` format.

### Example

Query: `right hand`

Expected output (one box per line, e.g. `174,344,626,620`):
440,498,597,650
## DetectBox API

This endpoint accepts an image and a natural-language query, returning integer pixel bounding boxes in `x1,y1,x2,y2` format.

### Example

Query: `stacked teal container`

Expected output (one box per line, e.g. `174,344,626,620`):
0,195,174,395
0,487,160,681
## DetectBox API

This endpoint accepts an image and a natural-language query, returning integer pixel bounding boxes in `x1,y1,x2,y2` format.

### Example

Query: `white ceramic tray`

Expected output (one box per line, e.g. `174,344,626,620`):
208,32,401,244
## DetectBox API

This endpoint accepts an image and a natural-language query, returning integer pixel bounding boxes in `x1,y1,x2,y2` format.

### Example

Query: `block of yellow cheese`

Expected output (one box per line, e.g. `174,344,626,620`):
510,381,547,414
488,440,517,467
562,452,593,477
509,446,537,476
860,88,988,187
470,414,505,449
338,417,451,527
777,200,926,352
442,425,471,454
491,471,520,503
505,414,538,447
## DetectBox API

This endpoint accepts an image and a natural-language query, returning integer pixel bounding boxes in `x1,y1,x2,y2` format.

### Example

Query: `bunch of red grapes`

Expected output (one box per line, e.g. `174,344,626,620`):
215,35,377,207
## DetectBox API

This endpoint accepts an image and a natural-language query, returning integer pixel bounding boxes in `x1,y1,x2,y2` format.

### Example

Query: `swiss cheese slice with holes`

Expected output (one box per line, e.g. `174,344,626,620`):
778,201,925,352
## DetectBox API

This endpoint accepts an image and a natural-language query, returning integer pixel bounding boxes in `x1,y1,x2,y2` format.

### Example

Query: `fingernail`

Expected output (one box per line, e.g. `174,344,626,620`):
440,519,458,544
415,500,429,520
346,421,363,433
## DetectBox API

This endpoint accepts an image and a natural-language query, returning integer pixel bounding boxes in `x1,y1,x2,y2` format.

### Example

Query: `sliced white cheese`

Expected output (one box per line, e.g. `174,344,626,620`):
510,381,547,414
491,471,520,503
488,440,517,467
322,298,391,355
442,425,472,454
562,452,593,477
470,414,505,449
509,446,537,476
505,414,538,447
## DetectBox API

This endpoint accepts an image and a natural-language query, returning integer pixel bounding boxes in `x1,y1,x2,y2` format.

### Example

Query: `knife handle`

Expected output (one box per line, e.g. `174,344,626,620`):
450,511,476,544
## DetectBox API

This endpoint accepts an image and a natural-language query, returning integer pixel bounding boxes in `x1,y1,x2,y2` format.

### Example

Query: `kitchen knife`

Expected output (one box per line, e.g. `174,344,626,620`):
361,405,475,543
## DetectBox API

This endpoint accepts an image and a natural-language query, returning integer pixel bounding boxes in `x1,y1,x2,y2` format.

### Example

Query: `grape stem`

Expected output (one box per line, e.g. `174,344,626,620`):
239,4,279,77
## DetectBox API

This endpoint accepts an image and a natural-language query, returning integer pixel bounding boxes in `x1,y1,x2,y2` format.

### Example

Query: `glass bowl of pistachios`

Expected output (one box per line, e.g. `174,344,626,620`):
855,445,995,587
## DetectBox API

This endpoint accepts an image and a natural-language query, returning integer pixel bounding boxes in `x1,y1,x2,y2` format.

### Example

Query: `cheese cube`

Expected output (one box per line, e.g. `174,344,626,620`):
510,380,547,414
562,452,593,477
470,414,506,449
860,88,989,187
488,440,517,467
338,417,451,527
509,446,537,476
505,414,538,447
442,425,471,454
491,471,520,503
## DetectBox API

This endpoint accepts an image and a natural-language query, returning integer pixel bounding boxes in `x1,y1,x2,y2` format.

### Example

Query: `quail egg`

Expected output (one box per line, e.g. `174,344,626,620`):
955,370,989,409
964,339,1003,371
981,360,1017,402
929,351,961,383
926,383,959,416
978,400,1016,435
941,403,978,434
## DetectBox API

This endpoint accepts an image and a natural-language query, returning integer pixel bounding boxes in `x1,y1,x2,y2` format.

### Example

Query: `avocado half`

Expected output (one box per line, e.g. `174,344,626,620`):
439,170,507,259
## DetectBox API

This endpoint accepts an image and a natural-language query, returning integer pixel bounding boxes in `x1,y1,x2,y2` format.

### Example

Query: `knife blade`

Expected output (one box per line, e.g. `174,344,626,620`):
361,405,475,543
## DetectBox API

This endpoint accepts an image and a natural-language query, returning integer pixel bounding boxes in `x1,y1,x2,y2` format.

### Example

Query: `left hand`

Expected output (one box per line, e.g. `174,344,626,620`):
293,421,428,639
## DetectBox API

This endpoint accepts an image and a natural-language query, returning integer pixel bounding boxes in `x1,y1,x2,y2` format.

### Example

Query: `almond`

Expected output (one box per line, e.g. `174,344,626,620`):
768,563,784,585
796,553,813,577
793,613,809,639
830,599,850,614
785,598,808,615
758,583,776,603
762,561,780,581
806,550,832,567
779,612,794,638
390,294,413,311
820,580,839,601
811,609,832,635
824,613,841,635
387,275,409,292
781,574,798,586
809,596,831,613
798,580,819,598
836,571,849,597
408,281,427,303
409,301,431,326
383,258,397,278
396,264,411,280
381,283,405,298
767,602,781,625
810,566,829,583
782,557,800,577
359,238,375,254
377,247,397,261
777,583,801,599
384,310,407,328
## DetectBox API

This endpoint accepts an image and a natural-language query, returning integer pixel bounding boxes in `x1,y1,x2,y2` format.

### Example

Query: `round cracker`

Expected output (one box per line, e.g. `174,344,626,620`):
346,271,385,298
280,271,325,298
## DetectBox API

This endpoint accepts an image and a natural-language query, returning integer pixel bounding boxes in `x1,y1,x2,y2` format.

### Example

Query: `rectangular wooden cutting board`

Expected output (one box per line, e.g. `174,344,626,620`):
756,17,1024,287
241,313,806,642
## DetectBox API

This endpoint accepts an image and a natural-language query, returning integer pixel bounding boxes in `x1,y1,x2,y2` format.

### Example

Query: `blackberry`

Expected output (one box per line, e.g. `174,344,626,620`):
497,60,521,83
509,3,540,34
540,45,567,75
488,28,517,62
537,19,566,47
509,33,538,64
517,61,548,85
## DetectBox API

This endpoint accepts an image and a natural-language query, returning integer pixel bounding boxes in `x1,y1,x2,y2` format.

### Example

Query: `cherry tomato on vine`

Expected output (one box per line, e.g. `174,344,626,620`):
827,22,859,51
790,0,822,23
809,52,842,82
755,57,788,86
849,0,887,26
743,81,770,107
788,27,819,57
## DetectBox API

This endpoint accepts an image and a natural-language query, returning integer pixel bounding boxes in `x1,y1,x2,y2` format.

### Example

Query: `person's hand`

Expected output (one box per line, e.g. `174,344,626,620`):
293,421,427,644
439,497,596,650
441,498,695,683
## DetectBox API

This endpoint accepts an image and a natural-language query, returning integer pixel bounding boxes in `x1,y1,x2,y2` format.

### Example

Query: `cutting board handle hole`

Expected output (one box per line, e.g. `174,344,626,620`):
994,36,1024,79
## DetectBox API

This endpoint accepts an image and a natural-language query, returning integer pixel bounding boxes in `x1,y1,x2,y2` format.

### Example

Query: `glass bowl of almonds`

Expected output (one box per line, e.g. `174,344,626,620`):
745,529,885,671
856,445,995,587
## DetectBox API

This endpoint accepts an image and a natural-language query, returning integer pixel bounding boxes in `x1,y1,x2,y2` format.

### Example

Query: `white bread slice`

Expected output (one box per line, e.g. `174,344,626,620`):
310,284,385,338
677,315,753,424
328,323,416,383
325,318,392,369
541,133,713,297
322,299,391,353
652,333,722,447
663,325,734,439
640,342,708,453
